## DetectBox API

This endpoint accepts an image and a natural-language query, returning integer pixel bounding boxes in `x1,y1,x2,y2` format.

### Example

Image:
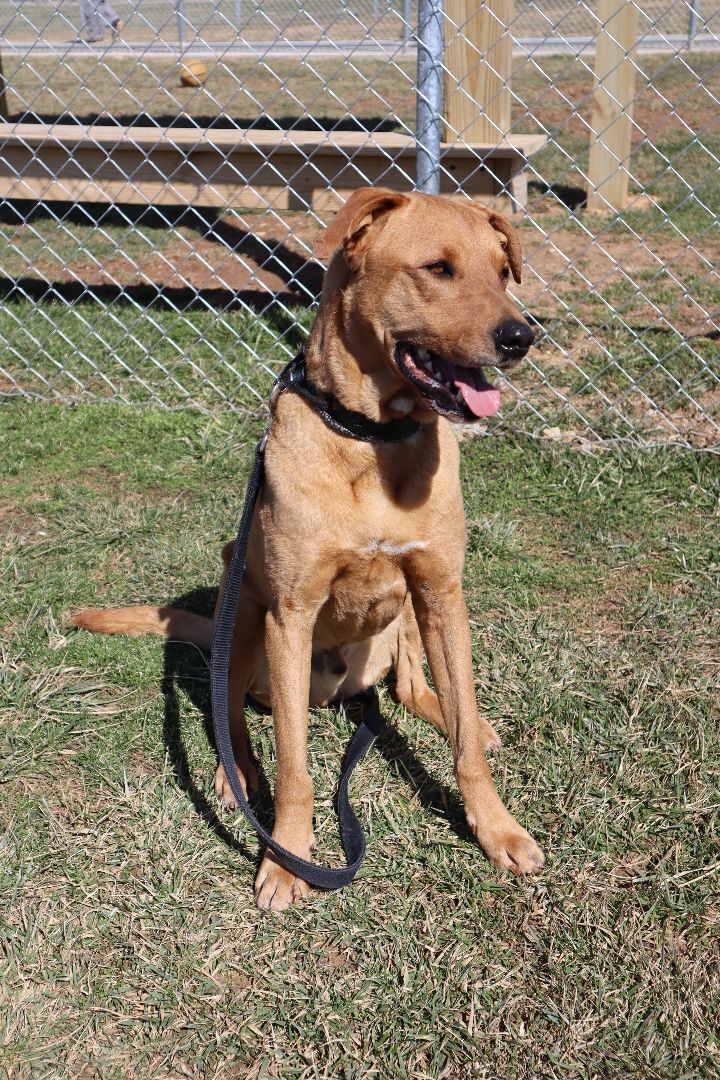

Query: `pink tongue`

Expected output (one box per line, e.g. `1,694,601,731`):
455,372,501,418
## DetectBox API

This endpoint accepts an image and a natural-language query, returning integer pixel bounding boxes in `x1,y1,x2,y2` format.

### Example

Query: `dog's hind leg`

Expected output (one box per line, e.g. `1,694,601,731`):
392,597,501,751
391,601,446,733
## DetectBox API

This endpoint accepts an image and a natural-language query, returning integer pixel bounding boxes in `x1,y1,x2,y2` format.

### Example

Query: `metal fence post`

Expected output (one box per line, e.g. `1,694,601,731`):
416,0,444,193
177,0,187,50
688,0,700,48
402,0,412,46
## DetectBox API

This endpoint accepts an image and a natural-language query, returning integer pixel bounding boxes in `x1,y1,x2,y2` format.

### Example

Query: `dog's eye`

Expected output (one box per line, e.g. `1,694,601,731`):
501,265,510,282
424,261,453,277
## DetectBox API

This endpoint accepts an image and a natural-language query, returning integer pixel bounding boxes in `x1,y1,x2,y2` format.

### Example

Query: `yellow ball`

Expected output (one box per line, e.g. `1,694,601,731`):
179,59,207,88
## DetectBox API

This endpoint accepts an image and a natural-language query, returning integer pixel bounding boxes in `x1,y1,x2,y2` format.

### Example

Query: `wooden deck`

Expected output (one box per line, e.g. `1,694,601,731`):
0,124,546,213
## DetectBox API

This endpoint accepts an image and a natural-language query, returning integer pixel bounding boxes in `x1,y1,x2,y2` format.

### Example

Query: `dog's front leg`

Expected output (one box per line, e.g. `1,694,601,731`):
254,599,317,911
410,574,544,875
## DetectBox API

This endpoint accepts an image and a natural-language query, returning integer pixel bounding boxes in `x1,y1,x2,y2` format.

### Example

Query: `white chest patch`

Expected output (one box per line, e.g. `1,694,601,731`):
388,393,415,415
361,539,429,557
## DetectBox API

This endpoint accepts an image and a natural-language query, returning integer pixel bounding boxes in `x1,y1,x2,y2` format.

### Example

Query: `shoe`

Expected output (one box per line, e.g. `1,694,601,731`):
112,19,123,37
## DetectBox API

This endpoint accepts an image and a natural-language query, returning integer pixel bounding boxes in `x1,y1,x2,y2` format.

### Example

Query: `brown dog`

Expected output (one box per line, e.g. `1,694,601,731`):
72,189,544,910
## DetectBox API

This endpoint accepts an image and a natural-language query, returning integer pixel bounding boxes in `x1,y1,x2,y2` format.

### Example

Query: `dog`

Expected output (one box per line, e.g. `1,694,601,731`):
71,188,544,910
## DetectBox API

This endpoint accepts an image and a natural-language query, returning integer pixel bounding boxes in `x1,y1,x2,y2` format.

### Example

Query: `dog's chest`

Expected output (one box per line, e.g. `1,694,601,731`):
319,539,414,643
360,538,428,558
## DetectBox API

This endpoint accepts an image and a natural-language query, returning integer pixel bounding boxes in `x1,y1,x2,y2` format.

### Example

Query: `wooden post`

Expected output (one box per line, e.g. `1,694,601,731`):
0,46,8,120
443,0,514,144
588,0,639,211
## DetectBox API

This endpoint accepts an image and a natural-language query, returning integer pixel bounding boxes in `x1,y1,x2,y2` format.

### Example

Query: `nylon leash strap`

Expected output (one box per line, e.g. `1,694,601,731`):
210,353,419,891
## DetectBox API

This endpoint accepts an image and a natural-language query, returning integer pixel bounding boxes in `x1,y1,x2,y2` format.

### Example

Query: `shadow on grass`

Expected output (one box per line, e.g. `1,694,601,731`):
0,199,325,316
8,111,400,134
161,585,260,869
528,179,587,211
0,274,307,326
160,585,472,877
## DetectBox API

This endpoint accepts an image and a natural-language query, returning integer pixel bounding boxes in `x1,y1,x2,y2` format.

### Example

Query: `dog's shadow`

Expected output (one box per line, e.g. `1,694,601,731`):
161,587,474,874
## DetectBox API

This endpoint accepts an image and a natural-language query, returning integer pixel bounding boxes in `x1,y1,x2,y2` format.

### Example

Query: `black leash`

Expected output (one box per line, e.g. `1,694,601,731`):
210,350,421,891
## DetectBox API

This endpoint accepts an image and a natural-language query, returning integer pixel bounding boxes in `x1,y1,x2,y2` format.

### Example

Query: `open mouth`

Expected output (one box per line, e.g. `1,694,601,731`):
395,342,501,421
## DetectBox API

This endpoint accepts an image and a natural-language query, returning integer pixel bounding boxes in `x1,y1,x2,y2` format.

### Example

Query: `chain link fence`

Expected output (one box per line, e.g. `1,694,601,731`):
0,0,718,447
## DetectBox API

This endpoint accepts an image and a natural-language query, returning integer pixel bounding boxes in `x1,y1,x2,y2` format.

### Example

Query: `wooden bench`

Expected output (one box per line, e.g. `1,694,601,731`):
0,123,546,214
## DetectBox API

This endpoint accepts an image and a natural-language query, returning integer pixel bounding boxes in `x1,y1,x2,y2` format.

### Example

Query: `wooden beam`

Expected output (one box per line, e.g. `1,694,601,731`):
588,0,639,211
443,0,514,144
0,124,546,214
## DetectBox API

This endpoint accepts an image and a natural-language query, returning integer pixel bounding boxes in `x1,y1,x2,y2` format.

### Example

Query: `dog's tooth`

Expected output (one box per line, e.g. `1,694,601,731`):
416,347,431,363
456,389,464,403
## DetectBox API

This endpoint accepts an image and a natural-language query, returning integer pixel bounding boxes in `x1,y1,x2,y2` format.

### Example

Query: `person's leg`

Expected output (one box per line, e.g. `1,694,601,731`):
80,0,105,42
104,0,124,34
99,0,123,35
99,0,119,23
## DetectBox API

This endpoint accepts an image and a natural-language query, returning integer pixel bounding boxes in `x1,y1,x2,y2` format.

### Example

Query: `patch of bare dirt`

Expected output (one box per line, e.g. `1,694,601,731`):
0,501,51,540
516,72,720,146
519,226,717,319
73,235,290,295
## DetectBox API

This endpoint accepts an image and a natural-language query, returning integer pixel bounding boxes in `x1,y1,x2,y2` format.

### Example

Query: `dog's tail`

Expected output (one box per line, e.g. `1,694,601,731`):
69,606,214,651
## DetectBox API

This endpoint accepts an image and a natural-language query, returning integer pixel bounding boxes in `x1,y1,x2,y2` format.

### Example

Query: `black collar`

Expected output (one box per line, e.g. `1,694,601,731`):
272,349,422,444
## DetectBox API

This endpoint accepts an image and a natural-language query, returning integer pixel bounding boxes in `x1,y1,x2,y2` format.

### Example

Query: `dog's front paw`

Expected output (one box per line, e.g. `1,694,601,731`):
214,760,258,809
255,856,310,911
468,813,544,876
479,719,502,752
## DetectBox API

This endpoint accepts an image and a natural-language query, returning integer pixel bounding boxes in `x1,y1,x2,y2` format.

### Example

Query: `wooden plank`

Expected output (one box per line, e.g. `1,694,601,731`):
0,183,515,217
0,169,507,215
1,123,544,159
0,123,546,213
588,0,639,211
443,0,514,144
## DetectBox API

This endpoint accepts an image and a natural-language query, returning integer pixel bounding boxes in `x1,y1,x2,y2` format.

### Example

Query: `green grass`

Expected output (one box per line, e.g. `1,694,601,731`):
0,297,312,409
2,295,718,444
1,402,718,1077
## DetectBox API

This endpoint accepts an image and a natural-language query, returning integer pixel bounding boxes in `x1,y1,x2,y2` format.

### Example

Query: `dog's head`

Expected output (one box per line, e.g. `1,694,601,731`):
314,188,534,422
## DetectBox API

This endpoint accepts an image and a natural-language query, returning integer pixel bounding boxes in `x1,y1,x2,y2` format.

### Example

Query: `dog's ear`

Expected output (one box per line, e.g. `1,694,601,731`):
314,188,409,264
472,205,523,284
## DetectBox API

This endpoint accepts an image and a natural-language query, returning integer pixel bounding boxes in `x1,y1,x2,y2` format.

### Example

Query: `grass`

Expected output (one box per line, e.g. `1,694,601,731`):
2,295,717,445
0,296,304,409
1,401,719,1077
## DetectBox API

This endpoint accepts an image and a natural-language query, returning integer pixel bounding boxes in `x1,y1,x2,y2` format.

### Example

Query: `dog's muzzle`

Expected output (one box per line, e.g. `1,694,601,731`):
494,320,535,362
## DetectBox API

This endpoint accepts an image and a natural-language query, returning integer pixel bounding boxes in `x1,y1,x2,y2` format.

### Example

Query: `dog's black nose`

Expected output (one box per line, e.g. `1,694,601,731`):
495,320,534,359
